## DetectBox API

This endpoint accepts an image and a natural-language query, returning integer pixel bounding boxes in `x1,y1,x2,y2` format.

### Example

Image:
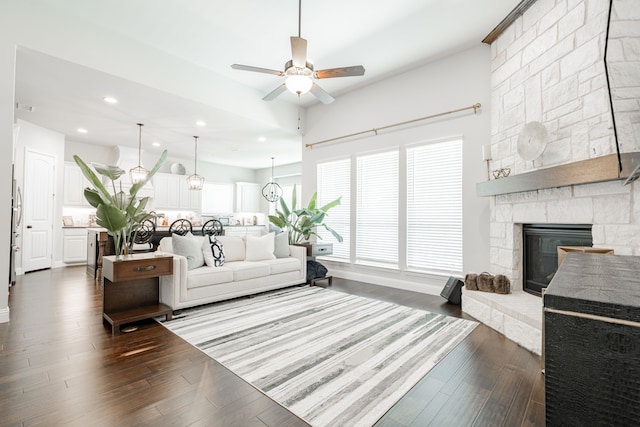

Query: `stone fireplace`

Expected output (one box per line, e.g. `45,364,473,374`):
462,0,640,356
522,223,592,295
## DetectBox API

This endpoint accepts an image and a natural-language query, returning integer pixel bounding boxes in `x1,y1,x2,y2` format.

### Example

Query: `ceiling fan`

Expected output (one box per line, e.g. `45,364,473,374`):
231,0,365,104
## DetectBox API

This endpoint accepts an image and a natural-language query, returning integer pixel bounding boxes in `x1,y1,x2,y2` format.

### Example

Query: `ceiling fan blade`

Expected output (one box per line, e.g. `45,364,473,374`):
290,36,307,68
263,83,287,101
309,83,334,104
231,64,284,76
314,65,365,79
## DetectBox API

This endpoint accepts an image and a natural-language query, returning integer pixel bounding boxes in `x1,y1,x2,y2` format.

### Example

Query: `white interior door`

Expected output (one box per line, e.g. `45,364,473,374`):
22,149,55,272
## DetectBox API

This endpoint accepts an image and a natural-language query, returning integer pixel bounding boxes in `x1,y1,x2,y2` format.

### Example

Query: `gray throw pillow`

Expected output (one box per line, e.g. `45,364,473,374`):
274,231,290,258
172,233,205,270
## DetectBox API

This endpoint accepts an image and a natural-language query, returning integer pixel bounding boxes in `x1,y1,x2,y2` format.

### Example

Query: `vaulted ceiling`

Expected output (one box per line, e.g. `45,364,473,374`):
13,0,521,169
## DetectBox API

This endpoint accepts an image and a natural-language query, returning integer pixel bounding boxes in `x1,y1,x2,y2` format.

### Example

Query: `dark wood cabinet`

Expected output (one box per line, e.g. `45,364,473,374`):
102,253,173,335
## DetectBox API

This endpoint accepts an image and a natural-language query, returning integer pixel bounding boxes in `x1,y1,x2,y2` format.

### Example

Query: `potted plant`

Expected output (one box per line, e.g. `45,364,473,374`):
268,184,343,245
73,150,168,258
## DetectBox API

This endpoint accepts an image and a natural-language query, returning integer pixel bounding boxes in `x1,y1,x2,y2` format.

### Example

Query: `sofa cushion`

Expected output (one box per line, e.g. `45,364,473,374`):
245,232,276,261
225,261,270,281
266,257,301,275
187,266,234,289
203,235,225,267
216,236,245,262
158,236,173,253
172,233,205,270
274,231,290,258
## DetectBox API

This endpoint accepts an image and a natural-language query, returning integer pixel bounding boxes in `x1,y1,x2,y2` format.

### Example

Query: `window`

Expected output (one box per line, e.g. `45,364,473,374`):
201,182,233,215
407,139,462,273
317,159,350,260
356,150,398,267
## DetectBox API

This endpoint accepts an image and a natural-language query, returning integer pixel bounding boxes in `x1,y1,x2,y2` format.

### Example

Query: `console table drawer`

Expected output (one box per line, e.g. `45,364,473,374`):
103,255,173,282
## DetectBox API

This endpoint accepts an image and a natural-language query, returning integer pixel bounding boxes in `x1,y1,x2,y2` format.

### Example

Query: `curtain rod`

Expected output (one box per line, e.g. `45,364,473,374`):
305,103,481,149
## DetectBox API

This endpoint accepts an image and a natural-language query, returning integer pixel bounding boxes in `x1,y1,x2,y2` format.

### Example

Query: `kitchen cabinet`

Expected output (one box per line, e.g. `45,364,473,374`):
63,162,91,206
63,228,88,263
236,182,260,212
154,173,201,210
223,225,265,237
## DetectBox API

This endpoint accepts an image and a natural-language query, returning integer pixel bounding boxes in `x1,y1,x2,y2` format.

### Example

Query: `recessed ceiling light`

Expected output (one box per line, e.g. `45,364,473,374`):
196,120,206,127
103,96,118,104
77,128,88,134
258,136,266,142
152,141,161,147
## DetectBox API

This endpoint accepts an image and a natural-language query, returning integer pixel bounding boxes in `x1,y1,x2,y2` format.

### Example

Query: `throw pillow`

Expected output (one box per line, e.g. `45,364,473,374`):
216,236,246,262
273,231,290,258
171,233,205,270
203,235,225,267
245,232,276,261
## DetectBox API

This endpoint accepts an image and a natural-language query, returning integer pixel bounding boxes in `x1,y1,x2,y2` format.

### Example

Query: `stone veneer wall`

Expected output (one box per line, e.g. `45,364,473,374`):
464,0,639,355
487,0,640,291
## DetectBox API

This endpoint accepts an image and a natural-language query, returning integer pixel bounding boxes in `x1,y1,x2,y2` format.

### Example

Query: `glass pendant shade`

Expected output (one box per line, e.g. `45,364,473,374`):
130,123,149,184
285,75,313,95
262,157,282,202
187,135,204,190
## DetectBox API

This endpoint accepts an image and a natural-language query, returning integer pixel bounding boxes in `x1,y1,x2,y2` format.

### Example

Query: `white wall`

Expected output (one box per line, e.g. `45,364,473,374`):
302,45,492,295
15,120,66,271
0,40,15,322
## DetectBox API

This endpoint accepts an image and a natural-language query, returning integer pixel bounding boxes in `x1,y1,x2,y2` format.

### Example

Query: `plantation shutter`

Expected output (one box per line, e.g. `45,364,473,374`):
356,150,398,267
317,158,350,260
407,139,462,274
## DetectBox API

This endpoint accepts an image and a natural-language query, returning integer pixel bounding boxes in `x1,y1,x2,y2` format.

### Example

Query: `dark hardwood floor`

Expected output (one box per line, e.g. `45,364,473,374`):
0,267,544,427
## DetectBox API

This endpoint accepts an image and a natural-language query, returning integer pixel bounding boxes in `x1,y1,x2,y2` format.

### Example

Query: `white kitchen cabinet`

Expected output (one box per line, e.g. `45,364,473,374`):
223,226,265,237
236,182,260,212
63,228,88,263
154,173,201,211
63,162,91,206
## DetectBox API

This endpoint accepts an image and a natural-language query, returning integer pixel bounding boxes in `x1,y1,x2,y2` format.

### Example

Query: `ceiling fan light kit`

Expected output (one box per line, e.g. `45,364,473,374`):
231,0,364,104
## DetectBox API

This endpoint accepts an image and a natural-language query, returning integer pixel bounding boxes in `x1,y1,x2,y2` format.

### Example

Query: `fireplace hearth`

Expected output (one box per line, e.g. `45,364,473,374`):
522,224,592,296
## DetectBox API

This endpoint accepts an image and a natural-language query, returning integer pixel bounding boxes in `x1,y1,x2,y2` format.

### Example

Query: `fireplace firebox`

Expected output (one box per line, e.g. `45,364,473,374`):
522,224,592,296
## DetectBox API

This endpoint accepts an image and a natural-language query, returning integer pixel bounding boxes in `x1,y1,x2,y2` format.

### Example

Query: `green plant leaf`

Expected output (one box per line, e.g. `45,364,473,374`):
291,184,297,211
307,192,317,210
93,163,126,181
321,196,341,212
323,224,344,242
73,156,113,203
83,188,105,208
96,204,127,233
268,215,286,228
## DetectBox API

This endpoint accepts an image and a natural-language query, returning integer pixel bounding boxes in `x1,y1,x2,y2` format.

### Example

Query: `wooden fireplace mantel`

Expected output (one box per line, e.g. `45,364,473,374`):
476,152,640,197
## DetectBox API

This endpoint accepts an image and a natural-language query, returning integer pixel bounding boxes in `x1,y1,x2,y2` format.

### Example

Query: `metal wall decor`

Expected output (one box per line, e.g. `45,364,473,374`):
262,157,282,202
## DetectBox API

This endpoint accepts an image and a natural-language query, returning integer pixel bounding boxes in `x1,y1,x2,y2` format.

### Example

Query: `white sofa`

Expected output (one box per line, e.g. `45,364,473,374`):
157,232,307,310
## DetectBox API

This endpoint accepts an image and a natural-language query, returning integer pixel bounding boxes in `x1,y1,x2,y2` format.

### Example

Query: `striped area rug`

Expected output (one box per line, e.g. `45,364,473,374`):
160,286,477,427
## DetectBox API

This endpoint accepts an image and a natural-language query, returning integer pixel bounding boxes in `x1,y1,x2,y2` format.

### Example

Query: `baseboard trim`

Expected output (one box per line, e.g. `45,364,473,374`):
327,266,445,296
0,306,10,323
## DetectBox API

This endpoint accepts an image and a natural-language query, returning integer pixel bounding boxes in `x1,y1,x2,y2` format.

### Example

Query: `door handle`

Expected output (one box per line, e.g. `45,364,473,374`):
26,225,32,229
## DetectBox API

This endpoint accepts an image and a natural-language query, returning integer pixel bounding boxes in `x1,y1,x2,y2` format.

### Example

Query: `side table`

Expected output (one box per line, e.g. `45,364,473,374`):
102,253,173,335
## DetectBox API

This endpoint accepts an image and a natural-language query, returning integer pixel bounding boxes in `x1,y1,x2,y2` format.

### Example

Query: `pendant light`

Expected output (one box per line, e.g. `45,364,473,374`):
262,157,282,202
129,123,149,184
187,135,204,190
